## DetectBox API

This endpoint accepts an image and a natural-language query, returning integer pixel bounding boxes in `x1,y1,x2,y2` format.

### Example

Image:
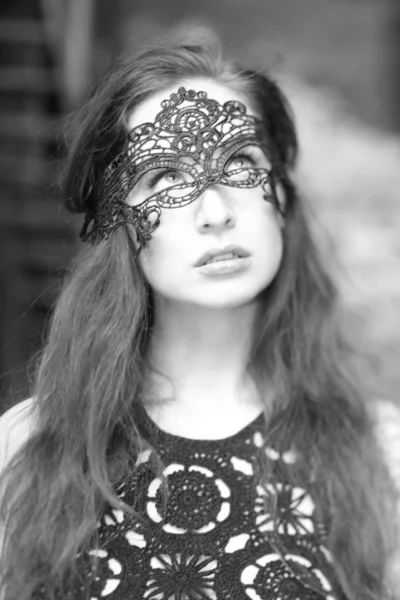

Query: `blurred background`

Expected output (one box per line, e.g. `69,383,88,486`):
0,0,399,413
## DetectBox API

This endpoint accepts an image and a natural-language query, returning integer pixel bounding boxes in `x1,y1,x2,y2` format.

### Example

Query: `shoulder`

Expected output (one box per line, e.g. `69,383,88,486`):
371,401,400,585
0,397,38,473
371,399,400,490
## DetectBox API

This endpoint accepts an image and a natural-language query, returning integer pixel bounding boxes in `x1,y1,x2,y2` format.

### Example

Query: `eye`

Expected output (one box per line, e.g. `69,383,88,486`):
164,172,180,183
225,150,256,173
146,168,182,190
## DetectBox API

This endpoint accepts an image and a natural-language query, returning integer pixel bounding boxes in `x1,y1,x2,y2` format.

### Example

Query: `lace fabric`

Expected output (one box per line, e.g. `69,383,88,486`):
81,87,283,249
49,405,346,600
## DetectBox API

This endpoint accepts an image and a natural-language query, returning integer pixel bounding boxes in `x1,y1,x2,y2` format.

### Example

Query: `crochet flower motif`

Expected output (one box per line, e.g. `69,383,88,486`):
241,552,336,600
144,551,217,600
83,549,123,598
255,483,315,536
146,463,231,533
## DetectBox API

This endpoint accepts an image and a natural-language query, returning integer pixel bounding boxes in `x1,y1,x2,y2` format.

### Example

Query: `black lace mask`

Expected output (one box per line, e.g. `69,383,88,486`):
80,87,283,251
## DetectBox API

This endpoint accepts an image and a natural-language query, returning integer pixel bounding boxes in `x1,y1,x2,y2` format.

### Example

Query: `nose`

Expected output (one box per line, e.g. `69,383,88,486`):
195,184,235,232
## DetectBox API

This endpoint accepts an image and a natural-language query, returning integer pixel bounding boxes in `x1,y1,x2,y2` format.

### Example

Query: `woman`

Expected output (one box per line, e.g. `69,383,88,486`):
0,38,398,600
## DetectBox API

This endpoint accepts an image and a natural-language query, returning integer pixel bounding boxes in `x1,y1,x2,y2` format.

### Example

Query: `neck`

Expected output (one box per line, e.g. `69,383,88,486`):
144,297,262,412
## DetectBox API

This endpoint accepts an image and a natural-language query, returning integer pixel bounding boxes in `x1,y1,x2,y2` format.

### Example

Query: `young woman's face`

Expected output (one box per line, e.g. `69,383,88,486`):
127,78,284,309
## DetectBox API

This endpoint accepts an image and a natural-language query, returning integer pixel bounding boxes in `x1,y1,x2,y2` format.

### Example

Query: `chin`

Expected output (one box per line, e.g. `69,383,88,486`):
189,287,265,309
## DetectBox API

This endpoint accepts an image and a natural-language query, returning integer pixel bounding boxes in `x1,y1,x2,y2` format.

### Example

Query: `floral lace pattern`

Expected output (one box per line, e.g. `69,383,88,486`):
40,407,346,600
81,87,282,248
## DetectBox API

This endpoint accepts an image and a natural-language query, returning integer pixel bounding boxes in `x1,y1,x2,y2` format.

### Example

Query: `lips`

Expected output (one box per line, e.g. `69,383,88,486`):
194,245,250,267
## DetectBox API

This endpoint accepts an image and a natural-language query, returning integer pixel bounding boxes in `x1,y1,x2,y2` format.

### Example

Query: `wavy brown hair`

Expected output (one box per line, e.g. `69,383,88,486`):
0,37,398,600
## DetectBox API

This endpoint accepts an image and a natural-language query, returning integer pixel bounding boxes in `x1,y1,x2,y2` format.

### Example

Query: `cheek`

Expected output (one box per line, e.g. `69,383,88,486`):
137,221,185,287
141,206,192,255
254,212,284,270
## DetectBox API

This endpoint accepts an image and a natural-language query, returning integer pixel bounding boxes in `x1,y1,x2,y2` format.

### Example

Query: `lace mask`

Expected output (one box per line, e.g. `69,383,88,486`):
80,87,283,251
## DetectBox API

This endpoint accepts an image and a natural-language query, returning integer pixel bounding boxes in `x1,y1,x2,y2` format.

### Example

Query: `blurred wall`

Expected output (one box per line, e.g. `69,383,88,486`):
0,0,90,408
102,0,400,133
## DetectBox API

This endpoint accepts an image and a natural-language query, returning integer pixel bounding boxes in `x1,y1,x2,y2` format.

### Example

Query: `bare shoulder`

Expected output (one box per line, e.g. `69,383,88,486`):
0,398,38,472
372,401,400,593
371,399,400,488
372,400,400,446
0,399,38,584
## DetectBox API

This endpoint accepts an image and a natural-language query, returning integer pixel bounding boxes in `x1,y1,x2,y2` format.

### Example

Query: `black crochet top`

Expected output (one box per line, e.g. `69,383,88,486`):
47,404,347,600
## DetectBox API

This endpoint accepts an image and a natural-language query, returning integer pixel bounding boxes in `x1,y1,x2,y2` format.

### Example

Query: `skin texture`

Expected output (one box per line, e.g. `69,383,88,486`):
127,78,285,437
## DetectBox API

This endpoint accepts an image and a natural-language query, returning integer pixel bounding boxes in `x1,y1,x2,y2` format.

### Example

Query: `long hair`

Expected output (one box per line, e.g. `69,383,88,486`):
0,38,397,600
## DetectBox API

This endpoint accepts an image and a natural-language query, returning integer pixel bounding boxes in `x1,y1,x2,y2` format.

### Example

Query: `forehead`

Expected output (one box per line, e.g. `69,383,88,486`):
127,77,258,130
